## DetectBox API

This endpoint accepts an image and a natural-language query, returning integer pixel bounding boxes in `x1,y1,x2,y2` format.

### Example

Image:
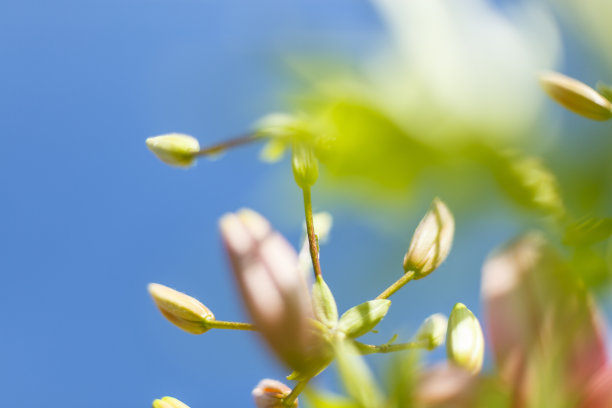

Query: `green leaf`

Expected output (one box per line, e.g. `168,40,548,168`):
563,217,612,246
597,82,612,103
312,276,339,328
338,299,391,339
304,388,361,408
334,338,385,408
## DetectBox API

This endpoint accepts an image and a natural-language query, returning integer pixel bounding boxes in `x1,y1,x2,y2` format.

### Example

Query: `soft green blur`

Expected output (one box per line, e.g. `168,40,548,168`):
263,0,612,289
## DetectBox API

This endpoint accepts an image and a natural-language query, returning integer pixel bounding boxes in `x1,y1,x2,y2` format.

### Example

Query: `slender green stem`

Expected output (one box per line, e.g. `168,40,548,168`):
206,320,255,331
283,378,310,407
195,133,260,156
376,270,415,300
352,339,428,355
302,186,323,279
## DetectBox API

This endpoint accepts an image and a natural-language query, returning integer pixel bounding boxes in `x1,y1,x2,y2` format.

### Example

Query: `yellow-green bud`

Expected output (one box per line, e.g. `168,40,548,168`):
446,303,484,374
540,71,612,121
146,133,200,167
415,313,448,350
337,299,391,339
403,198,455,279
148,283,214,334
152,396,190,408
252,379,297,408
292,144,319,189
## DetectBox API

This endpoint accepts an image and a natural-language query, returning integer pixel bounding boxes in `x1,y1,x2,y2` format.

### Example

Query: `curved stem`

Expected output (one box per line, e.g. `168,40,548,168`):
283,378,310,407
195,133,260,156
206,320,255,331
376,270,415,300
302,186,323,279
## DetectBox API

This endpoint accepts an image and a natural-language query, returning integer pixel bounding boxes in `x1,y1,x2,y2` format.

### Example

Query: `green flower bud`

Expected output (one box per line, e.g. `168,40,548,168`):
152,396,190,408
146,133,200,168
403,198,455,279
337,299,391,339
540,71,612,121
148,283,214,335
292,144,319,189
446,303,484,374
415,313,448,350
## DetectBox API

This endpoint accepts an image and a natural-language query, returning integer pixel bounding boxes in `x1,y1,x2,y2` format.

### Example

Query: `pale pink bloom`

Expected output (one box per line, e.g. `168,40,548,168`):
252,379,297,408
481,233,609,406
219,209,318,372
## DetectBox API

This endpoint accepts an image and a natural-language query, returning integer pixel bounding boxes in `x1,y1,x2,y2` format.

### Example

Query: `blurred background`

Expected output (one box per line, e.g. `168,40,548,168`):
1,0,612,406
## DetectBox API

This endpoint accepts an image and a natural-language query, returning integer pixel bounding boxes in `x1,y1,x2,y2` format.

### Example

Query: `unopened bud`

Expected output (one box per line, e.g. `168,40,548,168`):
540,71,612,121
252,379,297,408
337,299,391,339
403,198,455,279
446,303,484,374
415,313,448,350
292,144,319,189
148,283,214,334
146,133,200,167
152,396,190,408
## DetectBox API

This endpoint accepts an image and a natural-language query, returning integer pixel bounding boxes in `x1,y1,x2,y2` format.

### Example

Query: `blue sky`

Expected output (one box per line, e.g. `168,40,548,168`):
1,1,611,407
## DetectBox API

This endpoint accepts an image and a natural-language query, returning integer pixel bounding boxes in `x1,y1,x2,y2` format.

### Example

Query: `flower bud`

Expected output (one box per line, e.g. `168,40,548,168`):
403,198,455,279
152,396,190,408
148,283,214,335
146,133,200,167
415,313,448,350
292,144,319,189
446,303,484,374
219,209,321,372
540,71,612,121
252,379,297,408
337,299,391,339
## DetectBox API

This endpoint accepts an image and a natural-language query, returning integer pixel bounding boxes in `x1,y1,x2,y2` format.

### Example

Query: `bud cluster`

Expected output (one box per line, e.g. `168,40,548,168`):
143,125,483,408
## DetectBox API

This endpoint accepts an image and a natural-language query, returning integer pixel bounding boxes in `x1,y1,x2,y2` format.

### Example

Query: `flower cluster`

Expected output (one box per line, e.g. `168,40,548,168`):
143,127,490,407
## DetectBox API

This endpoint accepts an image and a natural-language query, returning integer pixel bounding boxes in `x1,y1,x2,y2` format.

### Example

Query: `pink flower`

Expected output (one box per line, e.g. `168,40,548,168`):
219,209,321,373
481,233,610,407
417,233,611,407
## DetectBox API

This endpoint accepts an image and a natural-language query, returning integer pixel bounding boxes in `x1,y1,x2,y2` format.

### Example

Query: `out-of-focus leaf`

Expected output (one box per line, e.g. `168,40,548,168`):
563,217,612,246
303,388,361,408
482,149,565,217
334,338,385,408
385,350,420,408
570,246,611,288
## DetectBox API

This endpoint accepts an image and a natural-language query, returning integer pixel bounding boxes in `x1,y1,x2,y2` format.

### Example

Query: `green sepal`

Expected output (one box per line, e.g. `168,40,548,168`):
312,276,339,328
337,299,391,339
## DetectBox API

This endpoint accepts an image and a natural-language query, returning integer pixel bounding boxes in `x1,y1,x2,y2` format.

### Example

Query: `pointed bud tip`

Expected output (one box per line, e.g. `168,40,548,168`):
148,283,214,335
152,396,190,408
146,133,200,167
539,71,612,121
446,303,484,374
404,198,455,279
